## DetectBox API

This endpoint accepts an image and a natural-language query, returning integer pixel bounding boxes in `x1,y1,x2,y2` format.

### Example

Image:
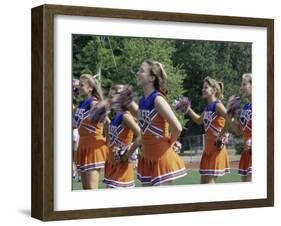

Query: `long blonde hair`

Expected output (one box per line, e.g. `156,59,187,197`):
80,74,104,100
203,76,224,100
145,60,168,96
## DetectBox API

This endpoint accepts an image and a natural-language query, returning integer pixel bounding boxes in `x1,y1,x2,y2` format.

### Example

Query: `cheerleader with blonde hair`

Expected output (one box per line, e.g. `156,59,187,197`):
175,76,230,184
222,73,252,182
73,74,108,189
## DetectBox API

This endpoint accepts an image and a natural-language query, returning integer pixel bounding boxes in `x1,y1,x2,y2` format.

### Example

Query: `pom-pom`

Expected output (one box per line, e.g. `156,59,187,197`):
89,100,110,123
112,145,138,162
172,96,191,113
226,96,241,117
111,85,134,112
113,146,129,161
214,133,229,149
172,141,182,154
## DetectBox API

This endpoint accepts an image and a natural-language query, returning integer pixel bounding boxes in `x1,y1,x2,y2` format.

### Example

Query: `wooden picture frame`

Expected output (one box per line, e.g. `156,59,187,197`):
31,4,274,221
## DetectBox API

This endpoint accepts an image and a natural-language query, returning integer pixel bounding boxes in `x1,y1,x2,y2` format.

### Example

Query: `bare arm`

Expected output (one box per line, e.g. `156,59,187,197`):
104,116,111,125
121,113,142,160
187,108,203,125
229,118,243,136
103,116,111,145
154,96,182,145
127,101,139,118
216,102,242,138
216,102,229,135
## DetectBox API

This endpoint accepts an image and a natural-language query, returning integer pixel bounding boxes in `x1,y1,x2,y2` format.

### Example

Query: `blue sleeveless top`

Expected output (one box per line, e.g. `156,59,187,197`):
138,90,164,138
109,112,124,146
203,100,219,132
240,103,252,130
73,97,95,128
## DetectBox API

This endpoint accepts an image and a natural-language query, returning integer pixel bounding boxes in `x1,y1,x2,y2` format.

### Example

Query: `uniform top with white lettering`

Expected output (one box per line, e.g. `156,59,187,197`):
138,90,171,158
108,112,133,148
239,103,252,142
203,100,226,152
73,97,104,138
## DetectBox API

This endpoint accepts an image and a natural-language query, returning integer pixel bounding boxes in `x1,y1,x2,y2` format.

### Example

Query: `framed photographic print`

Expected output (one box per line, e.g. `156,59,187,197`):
31,4,274,221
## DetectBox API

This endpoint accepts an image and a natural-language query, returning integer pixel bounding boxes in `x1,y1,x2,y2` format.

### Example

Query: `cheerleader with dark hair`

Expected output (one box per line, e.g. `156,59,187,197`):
102,85,141,188
135,60,187,186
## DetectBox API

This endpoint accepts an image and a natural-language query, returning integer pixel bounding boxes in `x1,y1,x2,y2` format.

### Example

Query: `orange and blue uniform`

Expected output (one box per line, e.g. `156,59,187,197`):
74,97,108,172
137,90,187,185
103,112,136,188
200,101,230,176
238,103,252,176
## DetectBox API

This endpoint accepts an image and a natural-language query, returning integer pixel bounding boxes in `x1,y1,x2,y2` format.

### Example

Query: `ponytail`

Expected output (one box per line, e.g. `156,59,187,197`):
216,81,224,100
203,76,224,100
80,74,104,100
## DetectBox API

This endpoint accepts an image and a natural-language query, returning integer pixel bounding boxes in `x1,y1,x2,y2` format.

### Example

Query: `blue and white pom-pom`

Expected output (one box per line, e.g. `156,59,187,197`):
172,141,182,154
214,133,229,149
113,145,137,162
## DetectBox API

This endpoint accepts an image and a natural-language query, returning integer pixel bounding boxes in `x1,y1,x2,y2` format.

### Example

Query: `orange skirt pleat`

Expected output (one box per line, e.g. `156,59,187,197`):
199,148,230,176
76,136,109,172
137,148,187,185
103,156,135,188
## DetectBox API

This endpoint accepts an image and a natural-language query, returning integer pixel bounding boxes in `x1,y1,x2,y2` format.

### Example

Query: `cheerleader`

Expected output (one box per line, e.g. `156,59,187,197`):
134,60,187,186
225,73,252,182
72,78,80,182
73,74,108,189
179,76,230,184
103,85,141,188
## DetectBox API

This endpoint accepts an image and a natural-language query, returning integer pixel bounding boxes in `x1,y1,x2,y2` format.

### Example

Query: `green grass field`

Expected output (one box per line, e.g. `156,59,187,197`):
72,169,242,190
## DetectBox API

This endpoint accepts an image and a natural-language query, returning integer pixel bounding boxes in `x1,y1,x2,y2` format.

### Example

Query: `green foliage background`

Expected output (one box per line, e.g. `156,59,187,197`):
73,35,251,136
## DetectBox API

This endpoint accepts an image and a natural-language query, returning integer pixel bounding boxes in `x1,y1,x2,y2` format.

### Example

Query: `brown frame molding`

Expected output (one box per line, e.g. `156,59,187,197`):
31,4,274,221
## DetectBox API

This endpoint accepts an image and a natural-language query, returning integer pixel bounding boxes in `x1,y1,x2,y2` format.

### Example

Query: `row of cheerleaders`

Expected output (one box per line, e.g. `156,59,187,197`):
73,61,252,189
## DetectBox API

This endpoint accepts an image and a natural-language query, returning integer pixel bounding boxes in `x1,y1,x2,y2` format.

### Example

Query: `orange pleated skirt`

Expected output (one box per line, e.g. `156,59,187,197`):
103,154,135,188
137,146,187,186
76,136,108,172
199,148,230,176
